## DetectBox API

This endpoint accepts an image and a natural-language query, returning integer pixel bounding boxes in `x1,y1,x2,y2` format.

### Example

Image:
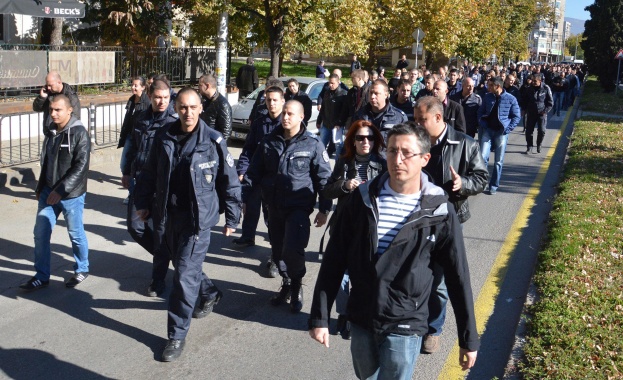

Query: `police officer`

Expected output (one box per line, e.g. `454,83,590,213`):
243,100,332,313
122,79,178,297
134,87,241,362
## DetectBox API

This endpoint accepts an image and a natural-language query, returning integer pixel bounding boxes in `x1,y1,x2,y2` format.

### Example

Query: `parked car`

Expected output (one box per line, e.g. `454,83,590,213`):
230,77,327,141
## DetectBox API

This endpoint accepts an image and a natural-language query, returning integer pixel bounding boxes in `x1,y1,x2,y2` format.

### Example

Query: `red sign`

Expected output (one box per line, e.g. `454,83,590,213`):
615,49,623,60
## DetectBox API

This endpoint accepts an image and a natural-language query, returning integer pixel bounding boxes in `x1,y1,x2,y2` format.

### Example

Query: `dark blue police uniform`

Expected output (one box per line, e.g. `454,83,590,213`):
135,119,241,340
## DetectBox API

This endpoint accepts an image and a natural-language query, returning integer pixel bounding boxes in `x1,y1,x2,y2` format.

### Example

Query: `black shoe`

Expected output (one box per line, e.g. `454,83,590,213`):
290,281,303,313
525,147,532,154
19,277,49,291
270,279,291,306
537,145,541,153
162,339,185,362
335,314,348,335
341,321,351,340
232,237,255,247
65,273,88,288
265,259,279,278
147,279,166,297
193,291,223,319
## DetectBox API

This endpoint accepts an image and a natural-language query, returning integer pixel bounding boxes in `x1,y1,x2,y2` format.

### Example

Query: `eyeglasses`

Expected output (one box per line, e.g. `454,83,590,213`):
386,149,424,160
355,135,374,142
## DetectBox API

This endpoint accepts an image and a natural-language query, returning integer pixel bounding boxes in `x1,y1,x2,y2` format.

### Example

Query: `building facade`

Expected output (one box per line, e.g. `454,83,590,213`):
529,0,566,63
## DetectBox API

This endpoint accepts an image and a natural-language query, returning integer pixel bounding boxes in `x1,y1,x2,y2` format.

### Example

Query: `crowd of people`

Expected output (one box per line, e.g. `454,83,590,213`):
19,55,584,377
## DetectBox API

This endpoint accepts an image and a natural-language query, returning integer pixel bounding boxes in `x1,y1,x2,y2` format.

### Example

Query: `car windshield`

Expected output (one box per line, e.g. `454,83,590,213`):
245,81,310,100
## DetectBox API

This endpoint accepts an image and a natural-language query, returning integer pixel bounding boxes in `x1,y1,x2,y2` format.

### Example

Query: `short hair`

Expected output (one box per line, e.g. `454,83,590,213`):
329,73,340,81
414,96,444,119
351,69,366,81
371,79,389,93
147,72,158,81
149,79,171,94
386,122,431,155
131,75,146,87
284,99,304,115
397,79,412,89
49,93,71,109
342,120,385,160
154,73,170,86
247,57,254,64
449,68,459,75
489,76,504,88
265,86,285,99
287,78,299,87
424,74,435,82
199,74,217,88
533,73,543,81
176,86,202,102
266,78,284,90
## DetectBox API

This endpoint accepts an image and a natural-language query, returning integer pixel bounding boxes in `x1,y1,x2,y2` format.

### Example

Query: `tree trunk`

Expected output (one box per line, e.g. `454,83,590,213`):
365,39,377,71
41,18,63,47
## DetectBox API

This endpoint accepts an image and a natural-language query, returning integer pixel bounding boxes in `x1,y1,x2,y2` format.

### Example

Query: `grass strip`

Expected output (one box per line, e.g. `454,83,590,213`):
580,77,623,114
521,115,623,379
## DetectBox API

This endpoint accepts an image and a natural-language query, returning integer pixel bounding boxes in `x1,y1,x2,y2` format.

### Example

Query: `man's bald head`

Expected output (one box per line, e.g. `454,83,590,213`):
44,71,64,94
432,80,448,102
284,99,304,115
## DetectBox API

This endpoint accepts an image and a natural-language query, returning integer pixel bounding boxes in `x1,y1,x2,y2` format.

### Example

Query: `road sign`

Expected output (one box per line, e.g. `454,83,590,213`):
412,28,425,43
615,49,623,60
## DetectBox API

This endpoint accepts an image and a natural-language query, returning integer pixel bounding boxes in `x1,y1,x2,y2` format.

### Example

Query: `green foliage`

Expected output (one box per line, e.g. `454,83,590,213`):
521,83,623,378
566,34,585,61
582,0,623,92
579,77,623,114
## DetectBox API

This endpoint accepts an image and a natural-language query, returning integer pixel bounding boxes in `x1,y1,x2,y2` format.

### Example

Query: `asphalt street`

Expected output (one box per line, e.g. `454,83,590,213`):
0,108,573,380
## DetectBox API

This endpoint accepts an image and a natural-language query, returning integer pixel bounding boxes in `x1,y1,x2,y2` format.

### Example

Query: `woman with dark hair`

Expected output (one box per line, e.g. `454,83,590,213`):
118,76,150,204
320,119,387,339
376,66,386,81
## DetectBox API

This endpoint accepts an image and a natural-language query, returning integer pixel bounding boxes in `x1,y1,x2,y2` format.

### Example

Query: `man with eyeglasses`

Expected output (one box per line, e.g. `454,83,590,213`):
413,96,488,355
309,122,479,379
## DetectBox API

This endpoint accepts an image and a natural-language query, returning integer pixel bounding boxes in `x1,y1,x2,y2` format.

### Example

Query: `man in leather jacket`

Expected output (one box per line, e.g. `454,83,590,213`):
32,71,81,130
309,123,479,378
414,96,487,354
20,95,90,291
199,74,232,141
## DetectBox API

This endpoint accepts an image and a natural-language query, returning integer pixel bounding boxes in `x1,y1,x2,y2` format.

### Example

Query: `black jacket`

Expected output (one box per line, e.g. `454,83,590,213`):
118,92,151,148
201,92,233,140
32,83,81,130
317,87,348,128
389,94,415,121
346,83,370,119
443,98,467,134
523,83,553,116
236,114,281,176
308,172,480,352
426,126,488,223
134,119,241,232
36,116,90,199
236,64,259,95
285,90,312,124
450,92,481,138
122,106,179,177
353,103,408,142
242,124,332,213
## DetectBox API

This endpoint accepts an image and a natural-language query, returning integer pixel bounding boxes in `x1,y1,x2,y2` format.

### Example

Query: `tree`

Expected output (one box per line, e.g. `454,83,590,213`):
582,0,623,91
566,33,585,60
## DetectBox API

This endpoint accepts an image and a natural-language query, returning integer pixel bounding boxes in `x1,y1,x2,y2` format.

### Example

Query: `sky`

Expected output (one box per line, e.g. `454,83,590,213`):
565,0,592,20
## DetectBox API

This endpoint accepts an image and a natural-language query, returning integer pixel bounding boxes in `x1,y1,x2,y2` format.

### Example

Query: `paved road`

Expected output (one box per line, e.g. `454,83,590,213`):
0,109,573,380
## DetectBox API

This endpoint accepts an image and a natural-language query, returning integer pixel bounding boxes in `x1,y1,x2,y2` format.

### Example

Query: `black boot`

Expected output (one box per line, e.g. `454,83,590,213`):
335,314,348,335
270,278,291,306
290,280,303,313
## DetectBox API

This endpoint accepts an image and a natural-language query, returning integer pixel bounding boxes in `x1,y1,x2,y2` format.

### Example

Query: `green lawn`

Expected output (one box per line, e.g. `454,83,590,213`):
230,59,346,83
579,77,623,114
520,108,623,378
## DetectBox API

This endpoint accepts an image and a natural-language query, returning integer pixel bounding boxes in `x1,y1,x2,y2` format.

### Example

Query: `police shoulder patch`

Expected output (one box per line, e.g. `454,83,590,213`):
226,153,234,167
322,150,329,163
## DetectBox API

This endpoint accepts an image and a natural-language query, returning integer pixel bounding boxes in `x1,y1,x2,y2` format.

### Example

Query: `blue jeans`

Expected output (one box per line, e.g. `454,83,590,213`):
319,125,343,157
427,262,448,336
350,323,422,380
479,126,509,191
335,272,350,315
33,186,89,281
552,92,565,115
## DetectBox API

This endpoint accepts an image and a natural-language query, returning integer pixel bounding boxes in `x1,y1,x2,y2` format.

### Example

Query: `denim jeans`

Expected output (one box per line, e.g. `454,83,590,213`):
479,126,509,192
427,262,448,336
350,323,422,380
319,125,343,157
552,92,565,115
33,186,89,281
335,272,350,315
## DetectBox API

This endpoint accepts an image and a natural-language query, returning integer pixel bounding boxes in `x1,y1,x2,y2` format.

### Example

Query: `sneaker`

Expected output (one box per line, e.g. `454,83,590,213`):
270,279,291,306
147,279,166,297
232,237,255,247
19,277,49,291
265,259,279,278
537,145,541,153
525,147,533,154
488,187,497,195
193,291,223,319
422,334,440,354
123,196,130,205
65,272,88,288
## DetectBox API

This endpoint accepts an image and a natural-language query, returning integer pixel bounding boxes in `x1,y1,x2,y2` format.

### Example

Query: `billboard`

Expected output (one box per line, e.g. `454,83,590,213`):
0,50,47,88
49,51,116,85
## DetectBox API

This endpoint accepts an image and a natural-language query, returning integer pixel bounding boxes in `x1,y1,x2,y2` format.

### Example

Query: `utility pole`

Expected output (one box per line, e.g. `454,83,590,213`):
215,10,228,95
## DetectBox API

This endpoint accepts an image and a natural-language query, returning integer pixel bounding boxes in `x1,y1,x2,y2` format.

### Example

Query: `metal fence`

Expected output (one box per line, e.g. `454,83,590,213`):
1,101,125,166
0,44,216,99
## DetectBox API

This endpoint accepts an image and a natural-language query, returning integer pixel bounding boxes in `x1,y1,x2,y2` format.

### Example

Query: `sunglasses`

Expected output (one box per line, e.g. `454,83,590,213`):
355,135,374,142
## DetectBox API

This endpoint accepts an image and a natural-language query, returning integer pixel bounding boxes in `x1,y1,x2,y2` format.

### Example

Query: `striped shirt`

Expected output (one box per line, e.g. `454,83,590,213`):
355,160,369,182
376,180,422,255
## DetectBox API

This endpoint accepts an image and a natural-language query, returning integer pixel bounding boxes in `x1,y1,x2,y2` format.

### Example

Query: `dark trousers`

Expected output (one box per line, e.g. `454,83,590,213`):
267,207,311,281
165,210,219,340
240,185,268,239
127,193,169,282
525,113,547,148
